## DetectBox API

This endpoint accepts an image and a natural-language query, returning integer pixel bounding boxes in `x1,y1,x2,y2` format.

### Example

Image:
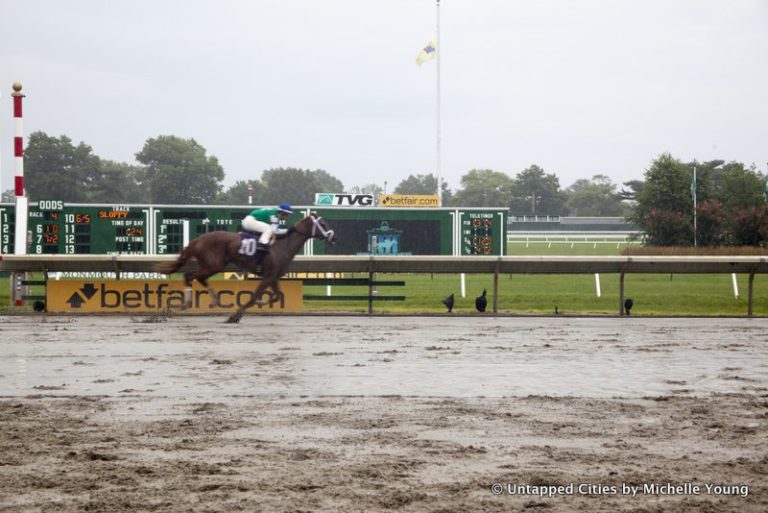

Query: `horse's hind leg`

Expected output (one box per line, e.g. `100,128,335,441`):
182,271,196,309
196,273,221,308
182,265,221,309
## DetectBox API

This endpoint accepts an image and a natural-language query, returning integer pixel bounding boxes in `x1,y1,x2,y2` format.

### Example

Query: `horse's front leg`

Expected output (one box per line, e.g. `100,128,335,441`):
263,281,282,306
252,278,278,306
226,309,244,324
226,280,274,323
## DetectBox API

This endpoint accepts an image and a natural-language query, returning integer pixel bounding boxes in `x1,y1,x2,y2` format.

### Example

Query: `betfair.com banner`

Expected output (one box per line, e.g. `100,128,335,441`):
378,194,440,207
46,280,303,313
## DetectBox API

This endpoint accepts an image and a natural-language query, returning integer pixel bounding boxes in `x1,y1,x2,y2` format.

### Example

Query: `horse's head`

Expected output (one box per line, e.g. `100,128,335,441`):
301,213,336,244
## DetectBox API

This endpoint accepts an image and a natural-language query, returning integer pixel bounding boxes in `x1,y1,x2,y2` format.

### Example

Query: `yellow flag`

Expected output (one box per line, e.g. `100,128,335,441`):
416,38,437,66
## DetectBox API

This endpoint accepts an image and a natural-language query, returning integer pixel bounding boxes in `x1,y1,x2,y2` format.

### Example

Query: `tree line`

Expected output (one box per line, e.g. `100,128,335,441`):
2,132,766,246
1,132,627,214
629,153,768,247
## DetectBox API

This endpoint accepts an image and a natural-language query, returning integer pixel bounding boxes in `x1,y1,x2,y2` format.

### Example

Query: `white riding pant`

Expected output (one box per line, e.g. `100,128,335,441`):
242,215,273,245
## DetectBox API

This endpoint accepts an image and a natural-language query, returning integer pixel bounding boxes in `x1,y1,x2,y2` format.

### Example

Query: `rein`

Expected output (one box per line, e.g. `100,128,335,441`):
293,215,335,241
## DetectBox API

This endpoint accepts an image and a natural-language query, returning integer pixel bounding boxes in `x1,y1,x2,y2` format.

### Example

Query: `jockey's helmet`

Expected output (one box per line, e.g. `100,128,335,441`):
278,203,293,214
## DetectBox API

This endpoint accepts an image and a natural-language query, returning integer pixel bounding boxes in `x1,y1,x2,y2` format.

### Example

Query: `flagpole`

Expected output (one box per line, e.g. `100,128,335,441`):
693,162,697,247
435,0,442,204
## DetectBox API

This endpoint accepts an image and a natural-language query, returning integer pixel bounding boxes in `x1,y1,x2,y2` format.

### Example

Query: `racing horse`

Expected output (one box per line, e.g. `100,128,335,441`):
154,213,336,323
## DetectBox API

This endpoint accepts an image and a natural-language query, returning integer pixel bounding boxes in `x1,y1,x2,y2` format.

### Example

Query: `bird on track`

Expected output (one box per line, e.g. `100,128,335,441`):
624,298,634,315
475,289,487,312
442,293,455,313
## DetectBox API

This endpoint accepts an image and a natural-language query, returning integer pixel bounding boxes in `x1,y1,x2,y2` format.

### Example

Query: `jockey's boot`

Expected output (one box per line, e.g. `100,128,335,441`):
254,242,270,275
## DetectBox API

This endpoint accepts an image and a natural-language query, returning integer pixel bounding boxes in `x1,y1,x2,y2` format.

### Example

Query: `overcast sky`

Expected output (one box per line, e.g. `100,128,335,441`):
1,0,767,197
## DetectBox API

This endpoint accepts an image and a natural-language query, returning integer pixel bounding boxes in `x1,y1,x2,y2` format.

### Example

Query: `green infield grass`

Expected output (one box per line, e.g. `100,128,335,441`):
300,272,766,316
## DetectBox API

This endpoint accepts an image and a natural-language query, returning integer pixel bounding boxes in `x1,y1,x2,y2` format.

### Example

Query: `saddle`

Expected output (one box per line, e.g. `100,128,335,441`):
239,231,259,241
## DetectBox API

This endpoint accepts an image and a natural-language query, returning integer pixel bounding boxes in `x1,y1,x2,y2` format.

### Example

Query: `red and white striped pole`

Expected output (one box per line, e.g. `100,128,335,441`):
13,82,25,198
12,81,28,257
11,82,28,306
0,89,2,197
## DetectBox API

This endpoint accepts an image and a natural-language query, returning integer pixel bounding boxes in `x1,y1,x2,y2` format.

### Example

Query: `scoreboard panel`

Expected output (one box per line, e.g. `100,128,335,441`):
311,208,507,256
459,210,506,255
1,203,507,256
153,206,301,254
0,204,14,254
154,206,248,254
26,202,150,255
96,207,149,254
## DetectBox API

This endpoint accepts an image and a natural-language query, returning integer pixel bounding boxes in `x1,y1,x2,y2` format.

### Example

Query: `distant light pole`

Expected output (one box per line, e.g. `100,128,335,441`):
527,195,542,215
765,163,768,202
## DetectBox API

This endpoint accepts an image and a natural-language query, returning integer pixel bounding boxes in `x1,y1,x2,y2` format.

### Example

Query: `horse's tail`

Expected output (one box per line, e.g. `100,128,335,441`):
153,242,195,275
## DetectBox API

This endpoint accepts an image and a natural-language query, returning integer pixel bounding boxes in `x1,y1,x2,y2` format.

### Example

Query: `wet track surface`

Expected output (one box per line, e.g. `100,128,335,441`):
1,315,767,399
1,315,766,512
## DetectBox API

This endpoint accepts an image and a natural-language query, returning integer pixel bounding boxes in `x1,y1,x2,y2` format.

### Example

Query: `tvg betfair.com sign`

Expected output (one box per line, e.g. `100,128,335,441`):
46,280,304,313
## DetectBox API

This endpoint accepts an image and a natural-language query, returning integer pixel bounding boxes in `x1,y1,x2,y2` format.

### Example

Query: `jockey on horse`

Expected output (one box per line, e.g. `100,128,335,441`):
241,202,294,271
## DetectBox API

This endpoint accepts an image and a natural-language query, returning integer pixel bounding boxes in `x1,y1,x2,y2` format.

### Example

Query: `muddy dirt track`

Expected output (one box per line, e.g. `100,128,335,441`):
1,314,767,512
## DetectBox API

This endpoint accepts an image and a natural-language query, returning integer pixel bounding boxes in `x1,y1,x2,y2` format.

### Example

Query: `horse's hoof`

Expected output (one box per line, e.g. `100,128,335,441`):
226,312,243,323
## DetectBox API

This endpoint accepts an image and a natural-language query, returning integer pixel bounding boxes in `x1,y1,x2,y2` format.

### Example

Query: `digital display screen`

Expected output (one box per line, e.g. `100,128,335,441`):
461,212,499,255
322,219,441,255
28,205,147,254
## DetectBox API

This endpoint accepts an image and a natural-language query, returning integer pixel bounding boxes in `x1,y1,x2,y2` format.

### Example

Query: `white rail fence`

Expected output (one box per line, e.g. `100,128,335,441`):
2,254,766,316
507,231,642,248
